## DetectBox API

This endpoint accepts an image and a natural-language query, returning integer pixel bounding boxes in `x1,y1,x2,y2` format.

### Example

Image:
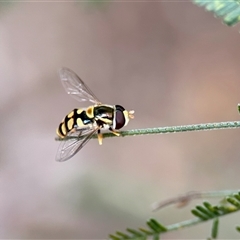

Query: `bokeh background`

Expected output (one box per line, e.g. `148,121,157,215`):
1,1,240,239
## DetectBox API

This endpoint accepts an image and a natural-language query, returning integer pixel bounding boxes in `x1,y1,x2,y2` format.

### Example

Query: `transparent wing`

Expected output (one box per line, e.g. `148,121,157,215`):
59,67,101,104
56,127,99,162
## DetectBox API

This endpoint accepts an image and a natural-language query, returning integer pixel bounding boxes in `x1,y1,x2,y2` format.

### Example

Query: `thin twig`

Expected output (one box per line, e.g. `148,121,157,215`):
55,120,240,141
152,190,240,211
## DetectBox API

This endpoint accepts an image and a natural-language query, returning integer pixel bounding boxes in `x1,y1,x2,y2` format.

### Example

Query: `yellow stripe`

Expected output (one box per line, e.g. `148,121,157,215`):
76,117,84,127
86,106,94,118
68,111,74,118
61,123,67,135
56,128,64,138
77,109,83,114
123,110,129,126
67,118,74,130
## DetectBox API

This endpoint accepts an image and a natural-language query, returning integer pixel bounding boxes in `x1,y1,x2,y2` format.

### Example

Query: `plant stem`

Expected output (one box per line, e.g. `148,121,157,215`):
152,190,240,211
56,120,240,141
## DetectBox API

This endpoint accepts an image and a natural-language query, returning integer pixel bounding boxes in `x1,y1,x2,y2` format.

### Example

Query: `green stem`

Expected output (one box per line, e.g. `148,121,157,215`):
56,120,240,141
152,190,240,211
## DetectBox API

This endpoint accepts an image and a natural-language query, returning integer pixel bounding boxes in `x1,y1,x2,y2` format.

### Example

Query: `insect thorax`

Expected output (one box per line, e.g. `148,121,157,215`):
93,105,114,119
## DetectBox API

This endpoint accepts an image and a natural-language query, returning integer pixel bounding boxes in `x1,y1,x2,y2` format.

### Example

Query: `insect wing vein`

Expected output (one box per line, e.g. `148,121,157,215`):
56,127,99,162
59,67,101,104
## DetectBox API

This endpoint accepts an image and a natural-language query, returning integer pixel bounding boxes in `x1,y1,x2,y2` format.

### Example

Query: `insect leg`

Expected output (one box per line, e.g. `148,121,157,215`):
97,129,103,145
109,127,120,136
96,117,112,125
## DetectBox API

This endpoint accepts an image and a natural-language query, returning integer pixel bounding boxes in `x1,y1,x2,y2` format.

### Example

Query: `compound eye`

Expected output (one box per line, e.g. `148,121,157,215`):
115,110,125,129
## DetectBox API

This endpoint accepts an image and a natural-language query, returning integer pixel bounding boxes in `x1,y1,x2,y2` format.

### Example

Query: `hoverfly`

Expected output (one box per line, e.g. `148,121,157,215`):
56,67,134,162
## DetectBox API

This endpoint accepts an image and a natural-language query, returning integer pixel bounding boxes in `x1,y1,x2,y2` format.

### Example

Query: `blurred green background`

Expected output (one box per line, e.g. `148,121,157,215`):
1,1,240,239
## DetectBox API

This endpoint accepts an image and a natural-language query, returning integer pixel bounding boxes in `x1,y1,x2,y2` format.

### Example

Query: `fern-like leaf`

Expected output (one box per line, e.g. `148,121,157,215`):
110,219,167,240
236,225,240,232
109,193,240,239
193,0,240,26
211,218,219,239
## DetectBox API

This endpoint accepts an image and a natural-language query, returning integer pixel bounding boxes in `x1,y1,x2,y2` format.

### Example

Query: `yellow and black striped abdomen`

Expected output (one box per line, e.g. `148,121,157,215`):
56,108,93,138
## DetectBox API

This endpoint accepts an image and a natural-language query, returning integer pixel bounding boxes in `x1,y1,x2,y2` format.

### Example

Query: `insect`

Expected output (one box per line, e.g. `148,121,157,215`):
56,67,134,162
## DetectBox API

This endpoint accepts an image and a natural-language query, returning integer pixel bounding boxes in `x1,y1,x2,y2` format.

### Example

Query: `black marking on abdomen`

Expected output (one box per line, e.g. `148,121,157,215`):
58,109,94,137
75,109,93,126
58,122,65,137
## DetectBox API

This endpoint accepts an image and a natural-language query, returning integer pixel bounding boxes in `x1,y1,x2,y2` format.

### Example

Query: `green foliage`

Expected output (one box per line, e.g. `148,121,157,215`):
236,225,240,232
109,219,166,240
211,218,219,239
193,0,240,26
109,193,240,239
